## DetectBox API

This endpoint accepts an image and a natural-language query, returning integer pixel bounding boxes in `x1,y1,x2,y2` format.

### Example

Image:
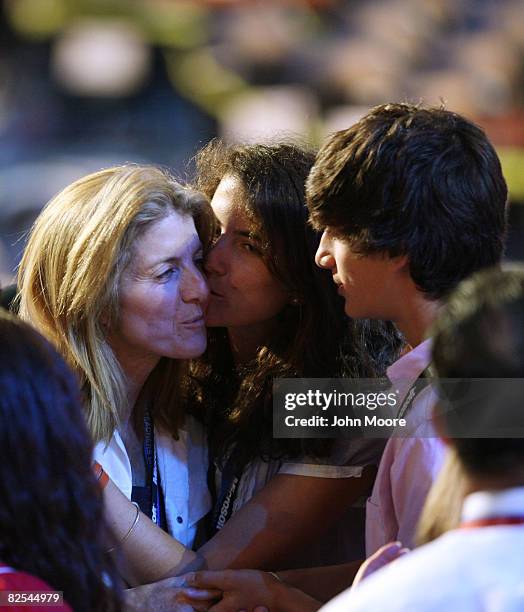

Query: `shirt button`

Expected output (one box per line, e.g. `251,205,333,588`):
176,516,183,524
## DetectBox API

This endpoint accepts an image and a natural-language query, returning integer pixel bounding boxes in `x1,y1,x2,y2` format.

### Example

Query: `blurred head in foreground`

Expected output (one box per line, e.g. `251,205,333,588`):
0,309,121,611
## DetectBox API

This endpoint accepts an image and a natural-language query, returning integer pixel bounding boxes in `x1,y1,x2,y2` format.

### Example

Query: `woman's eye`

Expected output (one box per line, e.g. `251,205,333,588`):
156,268,178,281
194,256,204,268
241,242,257,253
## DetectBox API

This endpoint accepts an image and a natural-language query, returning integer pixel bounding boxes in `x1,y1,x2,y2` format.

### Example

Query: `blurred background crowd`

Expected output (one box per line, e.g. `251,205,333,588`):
1,0,523,286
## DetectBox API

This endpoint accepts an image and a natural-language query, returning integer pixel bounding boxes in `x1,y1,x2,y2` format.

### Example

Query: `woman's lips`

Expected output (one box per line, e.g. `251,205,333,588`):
182,314,205,327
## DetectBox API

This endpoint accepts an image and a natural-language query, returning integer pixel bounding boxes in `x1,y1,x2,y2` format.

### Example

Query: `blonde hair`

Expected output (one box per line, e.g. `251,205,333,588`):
415,447,467,545
18,164,211,442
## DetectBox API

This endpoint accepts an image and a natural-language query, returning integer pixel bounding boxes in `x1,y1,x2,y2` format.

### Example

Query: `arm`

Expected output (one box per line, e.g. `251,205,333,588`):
176,544,408,611
182,570,322,612
391,437,446,549
276,560,362,601
102,478,203,585
102,465,376,582
197,465,376,570
274,542,407,602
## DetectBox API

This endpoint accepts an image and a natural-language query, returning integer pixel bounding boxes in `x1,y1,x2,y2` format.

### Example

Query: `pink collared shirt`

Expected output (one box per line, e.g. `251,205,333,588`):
365,339,446,555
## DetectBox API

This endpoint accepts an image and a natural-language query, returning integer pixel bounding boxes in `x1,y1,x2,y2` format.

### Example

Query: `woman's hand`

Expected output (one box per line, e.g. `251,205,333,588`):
181,570,279,612
352,541,409,587
124,576,220,612
180,570,321,612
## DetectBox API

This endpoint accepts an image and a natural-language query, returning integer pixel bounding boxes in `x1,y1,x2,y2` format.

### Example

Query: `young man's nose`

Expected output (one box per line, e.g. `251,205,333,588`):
315,231,335,270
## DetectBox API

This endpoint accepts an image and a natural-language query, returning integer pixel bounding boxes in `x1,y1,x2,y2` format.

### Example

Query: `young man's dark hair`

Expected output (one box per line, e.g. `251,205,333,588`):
307,103,508,299
432,266,524,477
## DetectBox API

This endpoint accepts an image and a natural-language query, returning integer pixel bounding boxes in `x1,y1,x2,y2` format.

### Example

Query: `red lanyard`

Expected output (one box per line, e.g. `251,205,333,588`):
460,516,524,529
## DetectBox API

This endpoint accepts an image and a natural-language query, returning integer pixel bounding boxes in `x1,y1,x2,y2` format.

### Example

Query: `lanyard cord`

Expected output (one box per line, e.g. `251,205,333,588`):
459,516,524,529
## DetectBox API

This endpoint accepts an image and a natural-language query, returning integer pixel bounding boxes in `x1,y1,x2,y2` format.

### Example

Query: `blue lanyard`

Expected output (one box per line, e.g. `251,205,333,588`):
143,408,166,530
209,454,243,537
395,370,431,419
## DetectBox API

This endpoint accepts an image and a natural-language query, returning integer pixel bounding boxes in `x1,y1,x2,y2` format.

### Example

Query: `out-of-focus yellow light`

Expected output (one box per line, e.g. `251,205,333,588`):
166,49,247,115
6,0,67,39
137,1,209,48
498,148,524,202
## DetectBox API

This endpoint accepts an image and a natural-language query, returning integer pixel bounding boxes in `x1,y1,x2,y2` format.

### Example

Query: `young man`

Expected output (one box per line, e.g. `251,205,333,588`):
322,266,524,611
177,104,509,609
307,102,508,555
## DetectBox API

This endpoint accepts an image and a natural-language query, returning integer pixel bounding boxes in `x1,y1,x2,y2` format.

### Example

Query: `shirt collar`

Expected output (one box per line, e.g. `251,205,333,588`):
386,338,433,387
462,486,524,522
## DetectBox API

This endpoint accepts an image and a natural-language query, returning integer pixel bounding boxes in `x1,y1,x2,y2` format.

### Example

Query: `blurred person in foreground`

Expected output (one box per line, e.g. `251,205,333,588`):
0,308,122,611
321,266,524,611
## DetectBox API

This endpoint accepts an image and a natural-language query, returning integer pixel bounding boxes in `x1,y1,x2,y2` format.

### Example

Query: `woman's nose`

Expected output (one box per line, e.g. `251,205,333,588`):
181,266,209,305
204,236,227,277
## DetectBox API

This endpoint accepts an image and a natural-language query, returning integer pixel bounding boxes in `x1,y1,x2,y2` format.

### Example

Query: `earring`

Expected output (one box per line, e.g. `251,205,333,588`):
290,296,301,306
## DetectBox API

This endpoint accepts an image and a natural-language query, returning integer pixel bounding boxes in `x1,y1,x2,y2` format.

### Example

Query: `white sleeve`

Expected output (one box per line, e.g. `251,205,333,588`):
93,430,133,499
279,438,385,479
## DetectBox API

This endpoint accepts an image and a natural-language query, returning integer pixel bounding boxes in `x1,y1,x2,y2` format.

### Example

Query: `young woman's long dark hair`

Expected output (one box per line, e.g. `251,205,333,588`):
191,140,402,469
0,309,121,611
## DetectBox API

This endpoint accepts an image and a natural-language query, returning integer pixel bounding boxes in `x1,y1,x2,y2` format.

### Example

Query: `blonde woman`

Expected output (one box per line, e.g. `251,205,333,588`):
18,165,213,552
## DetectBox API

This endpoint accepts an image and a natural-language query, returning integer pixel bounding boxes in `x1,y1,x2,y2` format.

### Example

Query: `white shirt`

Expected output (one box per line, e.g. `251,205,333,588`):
366,339,446,555
94,415,211,548
322,486,524,612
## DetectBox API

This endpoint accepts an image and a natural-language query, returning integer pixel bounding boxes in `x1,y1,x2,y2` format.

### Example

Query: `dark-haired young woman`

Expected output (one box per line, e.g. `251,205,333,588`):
98,142,401,595
189,141,401,568
0,309,122,611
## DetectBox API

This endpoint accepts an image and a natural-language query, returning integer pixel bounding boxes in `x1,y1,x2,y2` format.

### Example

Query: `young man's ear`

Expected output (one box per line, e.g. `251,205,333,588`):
391,254,410,273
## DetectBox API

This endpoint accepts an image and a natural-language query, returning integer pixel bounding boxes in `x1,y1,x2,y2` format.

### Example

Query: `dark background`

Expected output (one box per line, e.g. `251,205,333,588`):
1,0,523,286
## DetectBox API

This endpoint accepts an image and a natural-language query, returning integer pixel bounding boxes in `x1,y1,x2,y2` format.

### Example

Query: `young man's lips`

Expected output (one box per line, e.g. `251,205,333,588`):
333,279,345,294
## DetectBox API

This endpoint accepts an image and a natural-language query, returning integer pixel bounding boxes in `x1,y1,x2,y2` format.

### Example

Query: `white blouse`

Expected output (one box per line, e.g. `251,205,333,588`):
93,414,211,549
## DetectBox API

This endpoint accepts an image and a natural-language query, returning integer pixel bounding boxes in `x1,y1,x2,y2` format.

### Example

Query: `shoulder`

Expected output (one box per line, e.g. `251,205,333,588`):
280,438,385,479
0,567,52,591
324,528,524,612
92,431,132,498
321,534,458,612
